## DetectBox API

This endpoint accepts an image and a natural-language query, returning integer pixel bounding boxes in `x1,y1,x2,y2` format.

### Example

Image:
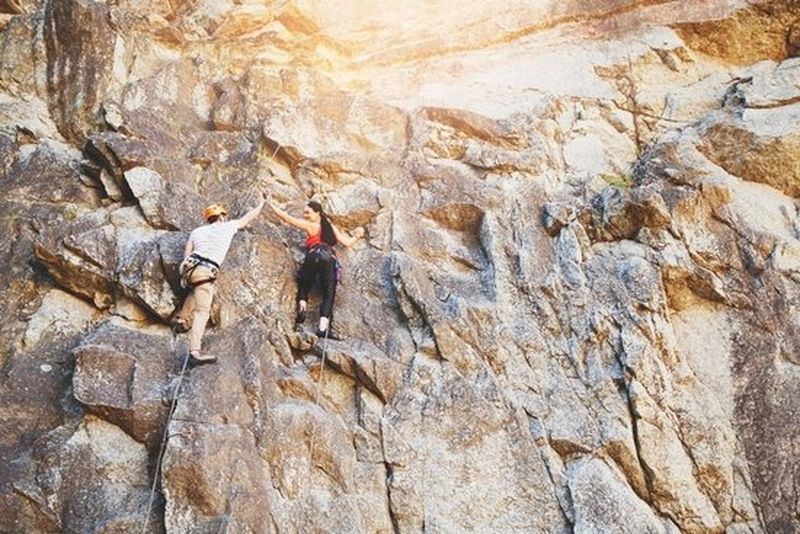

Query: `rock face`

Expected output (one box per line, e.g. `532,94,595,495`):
1,1,799,533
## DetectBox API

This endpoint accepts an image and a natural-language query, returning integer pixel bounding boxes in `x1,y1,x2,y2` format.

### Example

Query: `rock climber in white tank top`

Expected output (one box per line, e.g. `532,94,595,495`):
173,193,265,364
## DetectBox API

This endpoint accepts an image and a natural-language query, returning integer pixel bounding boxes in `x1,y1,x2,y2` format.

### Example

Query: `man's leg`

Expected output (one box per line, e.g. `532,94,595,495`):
187,267,215,358
174,288,196,331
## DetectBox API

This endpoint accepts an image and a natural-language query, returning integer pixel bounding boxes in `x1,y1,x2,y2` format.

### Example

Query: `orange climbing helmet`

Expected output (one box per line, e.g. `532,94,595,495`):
203,204,228,222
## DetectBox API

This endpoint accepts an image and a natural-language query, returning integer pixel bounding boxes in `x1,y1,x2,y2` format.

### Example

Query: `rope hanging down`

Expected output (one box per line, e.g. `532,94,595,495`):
138,313,328,531
307,328,330,474
139,340,192,534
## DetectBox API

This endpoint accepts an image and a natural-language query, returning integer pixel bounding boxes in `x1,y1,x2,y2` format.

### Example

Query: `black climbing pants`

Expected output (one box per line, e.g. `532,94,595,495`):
296,246,337,321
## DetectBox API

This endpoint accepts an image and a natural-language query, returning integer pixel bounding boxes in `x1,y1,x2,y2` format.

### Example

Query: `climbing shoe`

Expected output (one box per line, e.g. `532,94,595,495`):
189,352,217,366
171,318,190,334
294,309,306,325
315,329,341,341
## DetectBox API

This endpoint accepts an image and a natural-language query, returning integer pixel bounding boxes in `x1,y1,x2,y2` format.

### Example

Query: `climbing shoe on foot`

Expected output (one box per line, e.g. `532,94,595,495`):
171,318,190,334
189,352,217,366
316,329,341,341
294,309,306,325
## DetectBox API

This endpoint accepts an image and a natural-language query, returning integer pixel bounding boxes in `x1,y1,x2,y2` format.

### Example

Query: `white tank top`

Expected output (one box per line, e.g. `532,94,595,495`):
189,220,240,266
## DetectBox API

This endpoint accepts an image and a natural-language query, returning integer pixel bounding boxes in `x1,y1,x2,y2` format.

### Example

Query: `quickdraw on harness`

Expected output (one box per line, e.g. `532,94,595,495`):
180,253,220,288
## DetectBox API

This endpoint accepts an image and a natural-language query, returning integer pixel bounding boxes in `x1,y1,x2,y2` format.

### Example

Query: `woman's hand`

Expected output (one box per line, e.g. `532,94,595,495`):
352,227,365,239
268,195,279,211
268,196,311,231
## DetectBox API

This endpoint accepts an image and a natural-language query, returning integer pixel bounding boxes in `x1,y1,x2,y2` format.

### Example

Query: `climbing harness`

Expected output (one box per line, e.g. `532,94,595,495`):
308,243,333,263
139,338,192,534
308,243,341,282
180,253,220,289
307,327,331,475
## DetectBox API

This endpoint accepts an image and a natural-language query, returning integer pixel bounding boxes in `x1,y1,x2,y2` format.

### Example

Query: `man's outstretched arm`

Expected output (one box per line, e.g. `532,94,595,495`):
237,193,266,229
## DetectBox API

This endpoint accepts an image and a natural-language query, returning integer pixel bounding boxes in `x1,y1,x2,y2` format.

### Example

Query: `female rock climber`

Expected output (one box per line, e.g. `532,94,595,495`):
269,197,364,339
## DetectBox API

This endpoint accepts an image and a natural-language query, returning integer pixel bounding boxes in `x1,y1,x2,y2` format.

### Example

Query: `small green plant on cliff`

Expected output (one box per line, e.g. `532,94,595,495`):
599,172,634,189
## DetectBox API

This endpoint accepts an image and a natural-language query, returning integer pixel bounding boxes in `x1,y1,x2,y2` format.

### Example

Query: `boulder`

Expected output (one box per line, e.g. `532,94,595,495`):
33,206,185,319
123,166,199,230
42,0,122,142
568,458,669,534
21,417,150,533
72,320,183,448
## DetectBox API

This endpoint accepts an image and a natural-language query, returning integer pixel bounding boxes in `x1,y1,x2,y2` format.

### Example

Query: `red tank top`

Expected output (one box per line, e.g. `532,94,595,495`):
305,231,322,249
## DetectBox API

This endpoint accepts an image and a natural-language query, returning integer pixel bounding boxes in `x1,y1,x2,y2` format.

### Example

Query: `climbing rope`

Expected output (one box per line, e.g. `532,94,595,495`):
139,338,192,534
307,327,330,475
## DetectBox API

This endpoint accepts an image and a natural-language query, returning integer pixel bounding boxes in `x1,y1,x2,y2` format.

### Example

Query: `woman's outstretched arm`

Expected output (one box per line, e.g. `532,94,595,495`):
269,197,314,233
331,223,364,249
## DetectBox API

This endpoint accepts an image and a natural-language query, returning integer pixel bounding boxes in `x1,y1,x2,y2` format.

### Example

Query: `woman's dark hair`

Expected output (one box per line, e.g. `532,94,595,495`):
308,201,337,245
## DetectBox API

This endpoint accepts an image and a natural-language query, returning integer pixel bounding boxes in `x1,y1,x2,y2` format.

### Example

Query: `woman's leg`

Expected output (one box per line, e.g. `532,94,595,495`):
296,255,318,321
318,257,337,333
